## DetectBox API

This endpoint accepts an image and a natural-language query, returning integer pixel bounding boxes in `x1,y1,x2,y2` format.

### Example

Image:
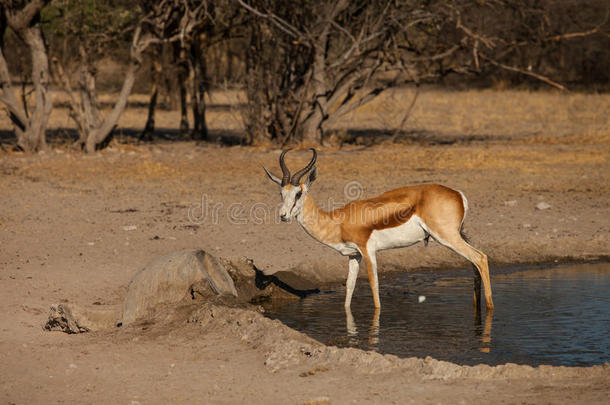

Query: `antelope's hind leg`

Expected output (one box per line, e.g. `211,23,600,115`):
473,265,482,310
361,249,381,309
453,239,493,310
426,228,494,310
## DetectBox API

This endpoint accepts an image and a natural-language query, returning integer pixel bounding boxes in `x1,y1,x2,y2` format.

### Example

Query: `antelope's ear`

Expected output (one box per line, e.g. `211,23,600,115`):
263,166,282,185
305,166,318,187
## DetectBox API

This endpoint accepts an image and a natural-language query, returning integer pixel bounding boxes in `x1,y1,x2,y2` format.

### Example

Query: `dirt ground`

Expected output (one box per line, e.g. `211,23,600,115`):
0,89,609,404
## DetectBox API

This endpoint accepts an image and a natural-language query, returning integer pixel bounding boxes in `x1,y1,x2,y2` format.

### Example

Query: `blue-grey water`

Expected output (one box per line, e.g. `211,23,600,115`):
262,263,610,366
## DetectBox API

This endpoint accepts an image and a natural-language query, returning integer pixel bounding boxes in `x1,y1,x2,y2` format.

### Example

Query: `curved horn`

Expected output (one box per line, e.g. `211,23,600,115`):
291,148,317,185
279,149,291,186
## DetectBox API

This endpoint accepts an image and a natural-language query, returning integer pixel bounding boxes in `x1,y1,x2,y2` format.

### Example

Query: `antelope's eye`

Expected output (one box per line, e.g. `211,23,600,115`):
295,190,303,200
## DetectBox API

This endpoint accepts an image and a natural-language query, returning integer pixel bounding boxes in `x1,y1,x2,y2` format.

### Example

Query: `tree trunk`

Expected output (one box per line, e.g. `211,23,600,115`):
0,7,52,152
17,26,52,151
84,59,138,153
243,24,273,145
77,63,101,146
300,25,329,145
300,108,324,145
0,33,27,139
140,57,162,142
140,84,157,141
81,25,150,153
175,44,189,136
178,75,189,135
189,36,208,141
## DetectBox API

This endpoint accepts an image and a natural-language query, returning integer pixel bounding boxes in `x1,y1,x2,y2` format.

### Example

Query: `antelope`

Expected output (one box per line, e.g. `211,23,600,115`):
263,148,494,312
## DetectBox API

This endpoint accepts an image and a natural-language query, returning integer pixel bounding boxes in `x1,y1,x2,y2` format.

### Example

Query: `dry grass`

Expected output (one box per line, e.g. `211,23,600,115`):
1,87,608,148
342,88,610,144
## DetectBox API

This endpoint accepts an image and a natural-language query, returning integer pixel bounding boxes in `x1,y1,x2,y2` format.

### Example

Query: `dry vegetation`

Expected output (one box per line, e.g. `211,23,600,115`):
339,88,610,143
4,87,608,180
14,86,607,146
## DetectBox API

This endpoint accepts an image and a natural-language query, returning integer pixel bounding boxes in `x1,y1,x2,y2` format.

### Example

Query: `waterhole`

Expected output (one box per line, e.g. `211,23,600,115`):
262,262,609,366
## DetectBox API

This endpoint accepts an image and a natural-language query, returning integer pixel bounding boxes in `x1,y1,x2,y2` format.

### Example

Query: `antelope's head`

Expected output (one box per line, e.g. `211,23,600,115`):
263,148,318,222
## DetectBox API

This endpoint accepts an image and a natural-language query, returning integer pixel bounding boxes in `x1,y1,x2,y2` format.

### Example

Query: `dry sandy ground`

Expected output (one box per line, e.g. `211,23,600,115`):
0,89,609,403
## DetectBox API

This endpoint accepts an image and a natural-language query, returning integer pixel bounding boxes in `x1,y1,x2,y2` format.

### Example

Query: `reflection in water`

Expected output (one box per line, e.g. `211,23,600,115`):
475,308,493,353
263,263,609,366
368,308,380,347
348,305,494,353
345,308,380,347
345,309,359,347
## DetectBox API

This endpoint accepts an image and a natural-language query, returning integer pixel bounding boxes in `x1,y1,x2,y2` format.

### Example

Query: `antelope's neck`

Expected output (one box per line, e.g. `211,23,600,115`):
297,194,342,246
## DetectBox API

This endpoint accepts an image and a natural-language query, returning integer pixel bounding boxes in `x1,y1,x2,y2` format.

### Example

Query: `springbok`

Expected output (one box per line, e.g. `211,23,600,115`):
263,148,494,312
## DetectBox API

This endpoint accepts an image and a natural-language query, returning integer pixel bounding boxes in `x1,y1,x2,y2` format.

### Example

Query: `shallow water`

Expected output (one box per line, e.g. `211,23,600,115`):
262,262,610,366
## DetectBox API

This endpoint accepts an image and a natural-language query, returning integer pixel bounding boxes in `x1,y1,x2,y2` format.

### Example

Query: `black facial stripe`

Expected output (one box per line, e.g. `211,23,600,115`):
289,190,303,213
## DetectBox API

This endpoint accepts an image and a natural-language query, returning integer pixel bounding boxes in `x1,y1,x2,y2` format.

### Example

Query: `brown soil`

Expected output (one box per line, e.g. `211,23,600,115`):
1,89,609,404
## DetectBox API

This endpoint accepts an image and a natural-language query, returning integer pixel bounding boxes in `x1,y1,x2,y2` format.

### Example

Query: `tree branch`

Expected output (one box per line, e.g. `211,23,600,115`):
50,57,87,137
390,87,419,142
0,47,27,128
236,0,305,41
453,8,496,49
5,0,50,32
401,44,460,62
479,53,567,91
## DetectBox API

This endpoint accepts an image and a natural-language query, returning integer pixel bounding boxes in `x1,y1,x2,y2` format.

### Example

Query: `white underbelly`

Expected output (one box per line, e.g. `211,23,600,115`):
369,215,426,251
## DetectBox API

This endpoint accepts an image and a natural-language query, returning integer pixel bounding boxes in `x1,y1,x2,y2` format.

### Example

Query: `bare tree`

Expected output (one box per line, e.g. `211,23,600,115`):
451,0,608,89
0,0,52,152
50,0,163,152
138,1,198,143
240,0,414,145
139,41,190,141
139,0,240,143
51,0,216,152
237,0,469,145
239,0,608,145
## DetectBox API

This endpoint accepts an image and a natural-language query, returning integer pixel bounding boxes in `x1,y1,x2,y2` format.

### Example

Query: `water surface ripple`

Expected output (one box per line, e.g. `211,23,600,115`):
263,263,610,366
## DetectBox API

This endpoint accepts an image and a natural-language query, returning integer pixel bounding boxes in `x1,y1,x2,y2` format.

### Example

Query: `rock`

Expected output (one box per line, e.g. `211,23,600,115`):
504,200,517,207
535,202,551,210
44,304,87,334
45,304,116,333
120,250,237,325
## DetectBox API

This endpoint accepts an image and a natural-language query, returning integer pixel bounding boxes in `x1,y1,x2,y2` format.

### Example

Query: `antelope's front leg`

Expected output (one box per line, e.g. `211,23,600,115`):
345,254,361,309
345,308,357,337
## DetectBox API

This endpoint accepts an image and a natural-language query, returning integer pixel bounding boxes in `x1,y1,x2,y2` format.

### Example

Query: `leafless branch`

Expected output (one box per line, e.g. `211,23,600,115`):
236,0,305,41
281,70,313,147
479,53,567,91
403,44,460,62
547,26,604,41
50,57,86,136
390,87,419,142
452,8,496,49
0,93,26,128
